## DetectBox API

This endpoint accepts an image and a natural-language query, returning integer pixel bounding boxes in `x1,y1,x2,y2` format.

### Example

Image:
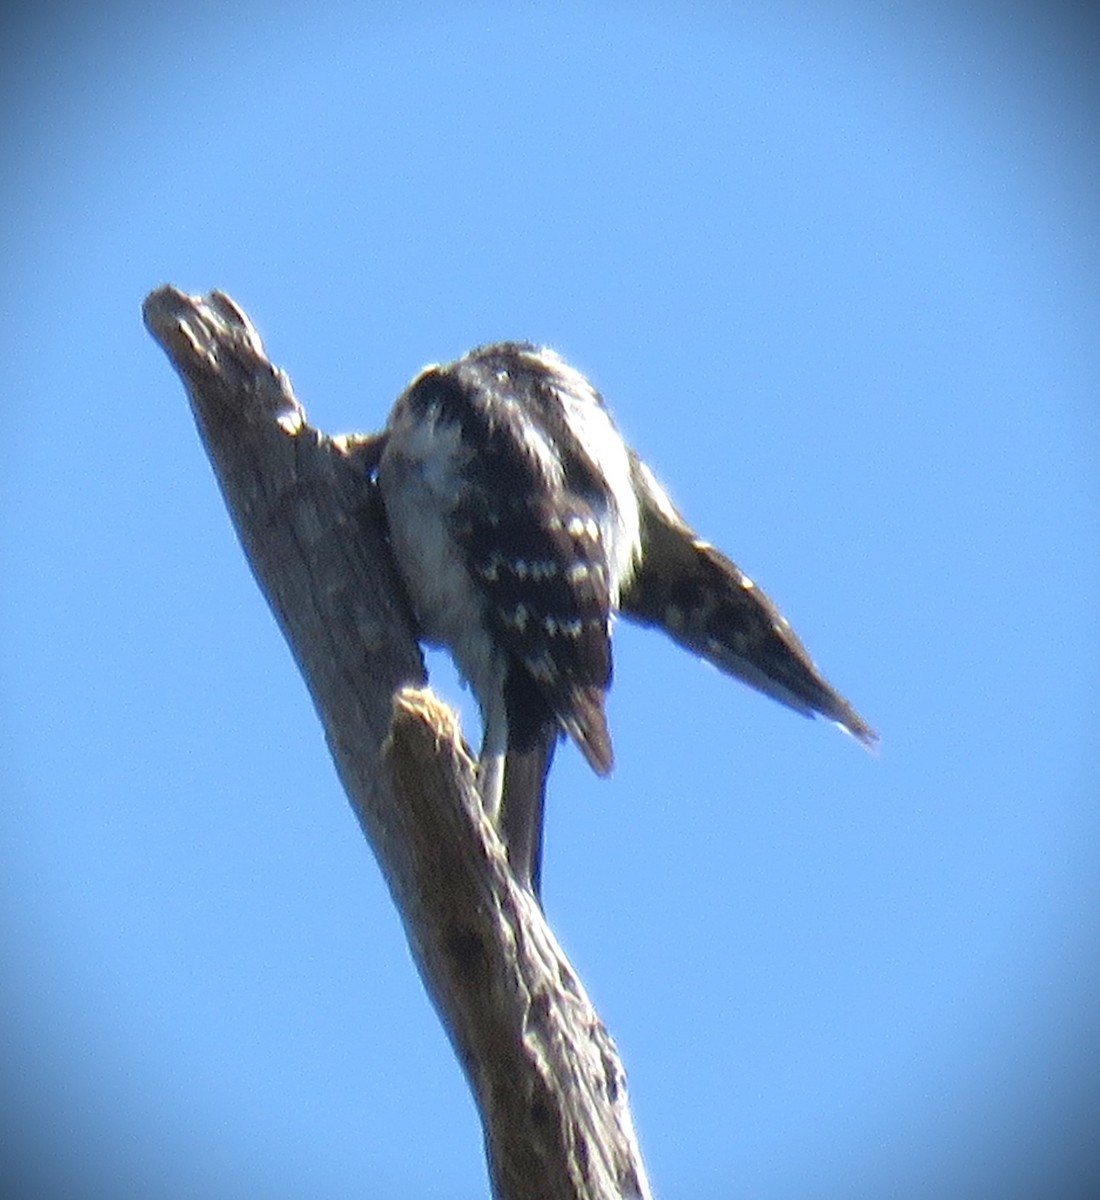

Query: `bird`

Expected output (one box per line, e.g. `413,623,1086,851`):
375,341,875,897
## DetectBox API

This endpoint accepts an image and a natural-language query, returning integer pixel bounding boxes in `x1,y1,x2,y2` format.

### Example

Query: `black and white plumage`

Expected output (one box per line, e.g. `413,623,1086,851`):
378,343,640,893
376,342,875,896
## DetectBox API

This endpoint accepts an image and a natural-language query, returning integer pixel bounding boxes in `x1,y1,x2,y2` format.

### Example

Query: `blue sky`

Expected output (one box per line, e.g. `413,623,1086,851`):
2,2,1097,1197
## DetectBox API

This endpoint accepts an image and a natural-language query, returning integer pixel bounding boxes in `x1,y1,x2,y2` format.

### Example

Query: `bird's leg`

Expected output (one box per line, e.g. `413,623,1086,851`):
476,750,506,825
476,695,556,901
476,692,509,824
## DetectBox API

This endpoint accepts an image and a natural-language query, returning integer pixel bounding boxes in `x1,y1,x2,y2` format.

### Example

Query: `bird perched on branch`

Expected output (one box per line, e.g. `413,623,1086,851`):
376,342,875,897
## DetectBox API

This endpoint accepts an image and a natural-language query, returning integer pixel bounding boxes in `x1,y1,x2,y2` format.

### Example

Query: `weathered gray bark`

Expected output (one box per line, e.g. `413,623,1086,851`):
142,285,652,1200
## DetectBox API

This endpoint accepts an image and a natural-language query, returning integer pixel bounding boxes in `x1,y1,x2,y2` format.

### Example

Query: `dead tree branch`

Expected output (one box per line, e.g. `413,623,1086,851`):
142,285,652,1200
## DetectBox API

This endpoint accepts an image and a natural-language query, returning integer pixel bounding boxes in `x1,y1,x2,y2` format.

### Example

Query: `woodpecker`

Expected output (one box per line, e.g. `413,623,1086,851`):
376,342,874,896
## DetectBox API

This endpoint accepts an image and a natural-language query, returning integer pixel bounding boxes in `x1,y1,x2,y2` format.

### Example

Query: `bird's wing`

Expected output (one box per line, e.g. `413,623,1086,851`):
621,454,877,748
